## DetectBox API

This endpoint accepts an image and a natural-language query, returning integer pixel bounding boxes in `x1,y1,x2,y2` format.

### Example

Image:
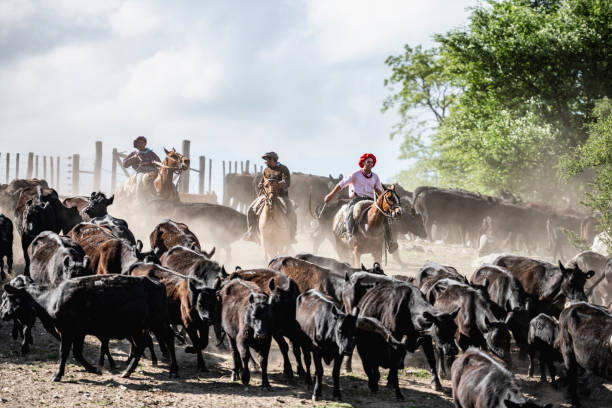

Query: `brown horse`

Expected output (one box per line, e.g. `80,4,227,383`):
332,184,403,267
258,178,292,261
115,147,190,203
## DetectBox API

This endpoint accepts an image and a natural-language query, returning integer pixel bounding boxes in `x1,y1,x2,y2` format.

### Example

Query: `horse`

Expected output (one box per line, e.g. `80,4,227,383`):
332,184,403,267
258,178,292,261
115,148,190,203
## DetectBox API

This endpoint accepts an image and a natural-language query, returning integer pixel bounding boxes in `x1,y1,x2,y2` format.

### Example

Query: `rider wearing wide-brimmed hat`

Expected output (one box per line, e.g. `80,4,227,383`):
324,153,398,253
243,151,297,243
122,136,162,173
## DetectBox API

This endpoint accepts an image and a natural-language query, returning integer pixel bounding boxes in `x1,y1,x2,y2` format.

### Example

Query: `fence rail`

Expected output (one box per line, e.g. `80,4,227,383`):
1,140,263,201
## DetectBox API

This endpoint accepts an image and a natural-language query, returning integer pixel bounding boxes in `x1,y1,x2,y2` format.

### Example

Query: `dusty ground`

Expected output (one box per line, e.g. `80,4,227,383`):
1,221,611,408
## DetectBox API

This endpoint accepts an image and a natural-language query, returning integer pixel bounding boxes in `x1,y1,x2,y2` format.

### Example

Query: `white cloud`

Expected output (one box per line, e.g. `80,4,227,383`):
108,1,161,37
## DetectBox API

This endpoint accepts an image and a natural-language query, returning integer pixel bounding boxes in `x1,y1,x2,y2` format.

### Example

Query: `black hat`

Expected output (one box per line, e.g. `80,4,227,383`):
262,151,278,161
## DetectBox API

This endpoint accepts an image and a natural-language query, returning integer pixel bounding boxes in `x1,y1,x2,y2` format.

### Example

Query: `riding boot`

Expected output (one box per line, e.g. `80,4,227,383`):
384,219,398,254
345,209,358,248
242,204,259,243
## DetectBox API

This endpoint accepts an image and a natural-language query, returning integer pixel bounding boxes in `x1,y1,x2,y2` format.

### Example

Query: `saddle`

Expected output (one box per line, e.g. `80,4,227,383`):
334,199,374,237
254,195,291,216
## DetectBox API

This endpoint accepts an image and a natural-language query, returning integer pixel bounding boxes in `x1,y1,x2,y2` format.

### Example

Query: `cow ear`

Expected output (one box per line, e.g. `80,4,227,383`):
558,261,567,274
26,199,33,207
585,270,595,279
345,272,350,282
351,307,359,317
3,284,22,295
220,265,228,277
107,194,114,205
208,246,216,258
361,263,366,271
448,308,460,319
268,278,276,292
214,277,222,291
248,294,255,303
90,191,96,199
235,265,242,271
63,256,72,269
136,240,143,252
504,311,514,325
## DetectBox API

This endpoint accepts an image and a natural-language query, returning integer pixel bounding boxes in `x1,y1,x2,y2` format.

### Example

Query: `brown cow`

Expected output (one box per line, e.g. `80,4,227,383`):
150,219,201,256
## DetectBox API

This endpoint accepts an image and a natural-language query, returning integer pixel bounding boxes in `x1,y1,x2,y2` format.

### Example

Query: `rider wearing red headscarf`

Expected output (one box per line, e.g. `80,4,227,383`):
324,153,398,253
122,136,161,173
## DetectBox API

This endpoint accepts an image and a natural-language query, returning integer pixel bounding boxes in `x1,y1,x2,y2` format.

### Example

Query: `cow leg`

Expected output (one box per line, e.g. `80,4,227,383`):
258,338,272,390
559,329,580,406
421,339,443,391
21,236,30,276
527,345,535,377
387,367,403,400
237,336,252,385
0,256,4,280
547,355,557,386
288,332,306,378
52,335,73,382
434,344,447,379
185,325,207,371
344,351,353,372
121,332,145,378
228,337,241,382
145,332,158,367
153,331,169,359
20,324,32,354
11,319,20,340
312,350,324,400
273,333,293,379
332,354,343,400
72,334,99,374
7,248,12,275
153,325,178,378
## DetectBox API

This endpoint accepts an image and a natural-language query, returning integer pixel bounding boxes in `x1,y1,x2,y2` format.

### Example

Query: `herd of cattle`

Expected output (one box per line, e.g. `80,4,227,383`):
0,177,611,408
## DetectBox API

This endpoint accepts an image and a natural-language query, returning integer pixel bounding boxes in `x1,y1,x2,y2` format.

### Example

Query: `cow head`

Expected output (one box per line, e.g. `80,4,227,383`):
484,316,511,362
266,278,297,319
558,261,595,303
63,255,91,279
23,199,52,236
397,203,427,238
333,306,358,356
1,276,32,321
245,292,274,341
83,192,114,219
421,309,459,356
190,277,221,325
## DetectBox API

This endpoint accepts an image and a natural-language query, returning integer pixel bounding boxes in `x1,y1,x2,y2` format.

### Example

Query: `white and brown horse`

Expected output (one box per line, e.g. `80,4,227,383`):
258,178,292,261
332,184,403,267
115,148,190,203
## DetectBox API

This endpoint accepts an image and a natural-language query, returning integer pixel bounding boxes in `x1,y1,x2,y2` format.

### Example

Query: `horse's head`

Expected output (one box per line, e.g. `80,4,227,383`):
377,184,403,219
263,178,281,197
163,147,190,172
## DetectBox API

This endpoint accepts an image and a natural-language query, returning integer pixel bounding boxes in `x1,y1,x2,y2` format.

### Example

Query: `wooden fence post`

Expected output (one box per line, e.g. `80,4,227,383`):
180,140,190,193
56,157,60,192
222,160,226,195
245,160,250,174
5,153,10,183
43,156,47,181
111,148,118,193
72,154,80,195
198,156,205,194
35,155,39,178
240,161,244,173
93,141,102,191
26,153,33,179
15,153,19,179
50,156,54,189
208,158,212,193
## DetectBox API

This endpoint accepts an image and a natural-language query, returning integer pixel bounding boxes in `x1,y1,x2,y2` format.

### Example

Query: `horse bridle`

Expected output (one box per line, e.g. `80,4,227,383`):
153,155,187,175
372,189,402,219
262,178,280,207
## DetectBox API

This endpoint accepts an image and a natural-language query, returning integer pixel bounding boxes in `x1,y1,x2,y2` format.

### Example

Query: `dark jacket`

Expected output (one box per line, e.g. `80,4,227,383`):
262,163,291,197
122,149,161,172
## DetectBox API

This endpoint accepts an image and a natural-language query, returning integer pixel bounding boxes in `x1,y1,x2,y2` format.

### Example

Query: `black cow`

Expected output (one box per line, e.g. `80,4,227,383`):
494,255,595,317
527,313,562,385
1,274,178,381
295,252,385,276
91,214,136,246
353,279,459,393
415,261,468,295
557,302,612,407
0,214,13,280
427,279,511,373
566,250,611,306
452,348,552,408
471,264,532,356
0,275,41,354
294,289,358,401
355,316,408,399
28,231,91,284
83,192,114,220
219,279,275,389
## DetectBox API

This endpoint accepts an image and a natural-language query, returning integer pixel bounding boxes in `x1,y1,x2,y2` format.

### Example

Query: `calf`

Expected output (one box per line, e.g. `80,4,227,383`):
527,313,562,385
294,290,358,400
1,274,178,381
28,231,91,284
219,279,275,389
415,261,468,295
566,250,611,306
0,214,13,280
471,264,531,356
494,255,595,317
295,252,385,275
150,219,201,256
127,262,221,371
269,256,347,302
0,275,40,354
229,268,304,379
83,192,114,220
428,279,511,372
355,316,408,399
91,214,136,246
356,280,459,393
452,348,552,408
557,302,612,407
160,245,224,287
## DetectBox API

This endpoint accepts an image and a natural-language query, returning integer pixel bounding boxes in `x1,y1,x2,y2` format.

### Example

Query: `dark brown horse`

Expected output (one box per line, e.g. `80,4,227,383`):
332,184,402,267
115,147,190,202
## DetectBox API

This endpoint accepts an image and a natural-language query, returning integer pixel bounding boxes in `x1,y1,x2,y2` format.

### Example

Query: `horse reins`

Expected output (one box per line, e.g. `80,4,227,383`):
372,189,401,218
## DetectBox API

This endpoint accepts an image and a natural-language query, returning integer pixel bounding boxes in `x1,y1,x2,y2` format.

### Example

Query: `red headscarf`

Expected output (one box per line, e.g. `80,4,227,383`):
358,153,376,168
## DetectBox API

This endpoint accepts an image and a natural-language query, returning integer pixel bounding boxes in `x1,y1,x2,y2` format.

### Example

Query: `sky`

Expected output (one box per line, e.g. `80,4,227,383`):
0,0,476,194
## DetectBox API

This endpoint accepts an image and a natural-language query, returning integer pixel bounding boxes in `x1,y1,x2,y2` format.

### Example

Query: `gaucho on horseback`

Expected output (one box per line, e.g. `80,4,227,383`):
243,151,297,243
324,153,399,254
122,136,161,173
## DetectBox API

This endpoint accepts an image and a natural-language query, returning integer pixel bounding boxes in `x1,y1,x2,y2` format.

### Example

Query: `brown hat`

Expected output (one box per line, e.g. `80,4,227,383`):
262,151,278,161
133,136,147,148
